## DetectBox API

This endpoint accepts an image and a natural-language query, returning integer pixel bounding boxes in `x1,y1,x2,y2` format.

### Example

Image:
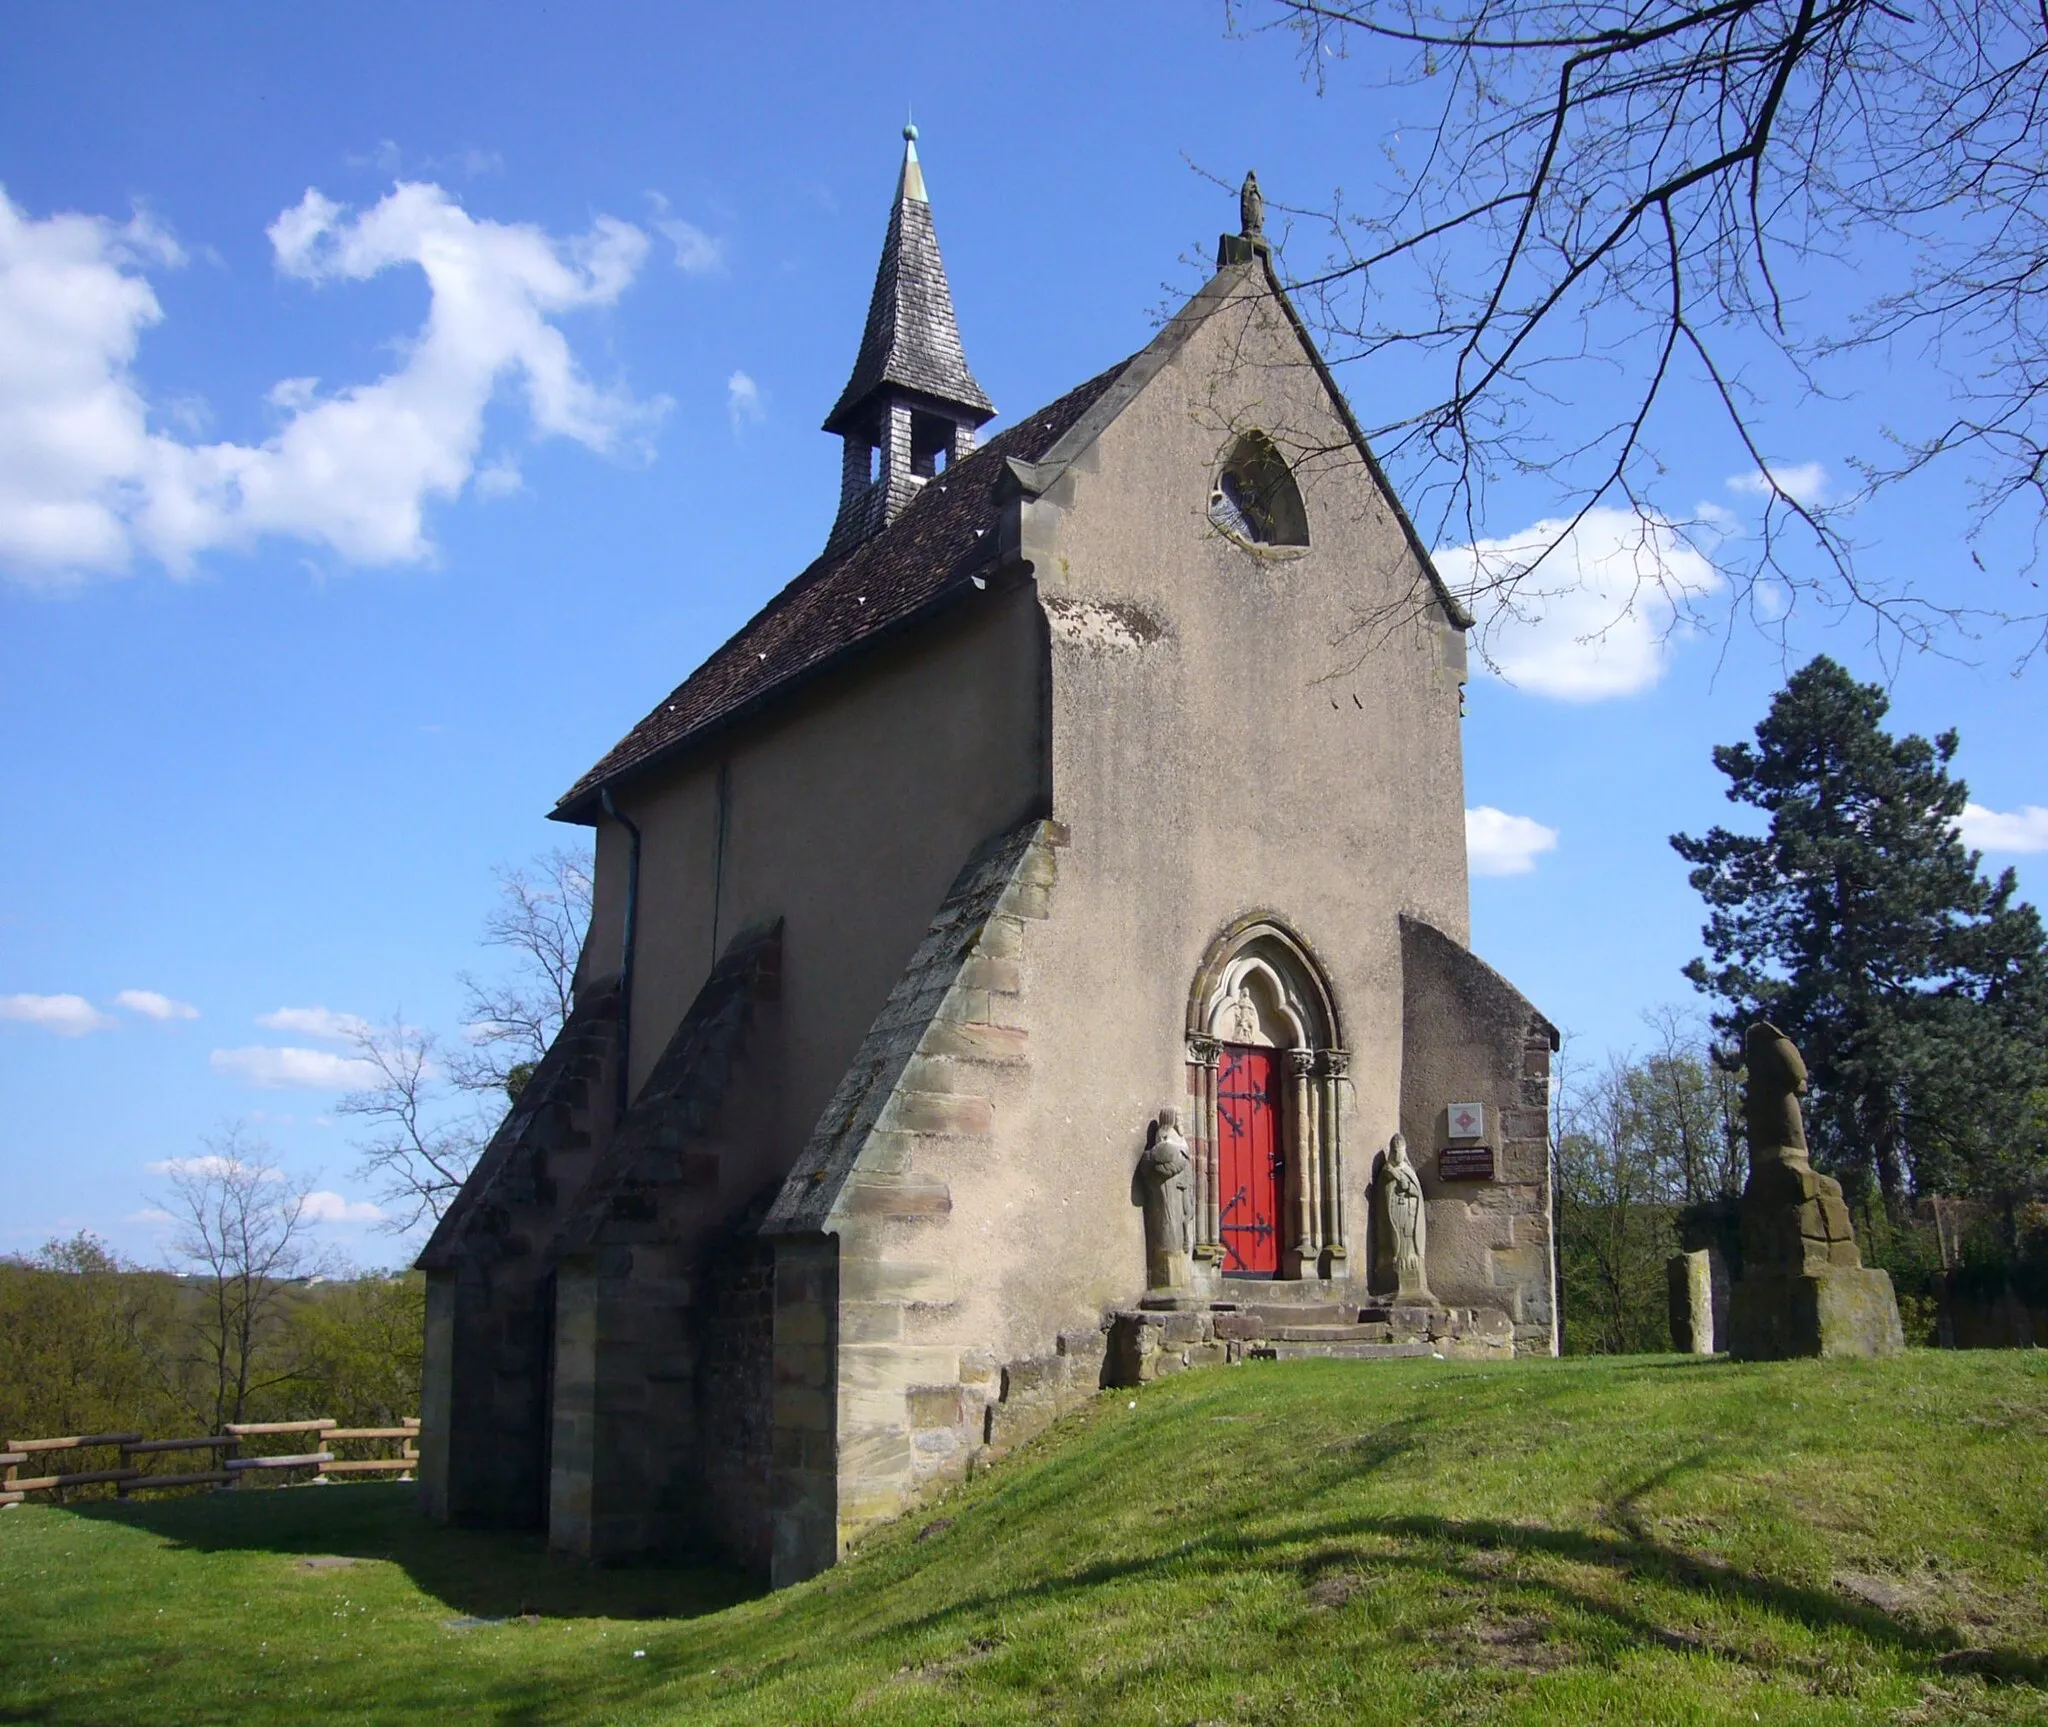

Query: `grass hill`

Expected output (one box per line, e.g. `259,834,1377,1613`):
3,1351,2045,1725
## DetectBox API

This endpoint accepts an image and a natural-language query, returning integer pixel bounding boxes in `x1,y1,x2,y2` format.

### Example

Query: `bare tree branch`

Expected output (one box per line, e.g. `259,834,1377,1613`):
451,846,592,1097
1239,0,2048,657
338,1017,487,1235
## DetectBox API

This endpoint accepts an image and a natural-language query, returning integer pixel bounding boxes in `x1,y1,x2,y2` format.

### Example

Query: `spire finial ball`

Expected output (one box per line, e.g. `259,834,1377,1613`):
904,122,919,142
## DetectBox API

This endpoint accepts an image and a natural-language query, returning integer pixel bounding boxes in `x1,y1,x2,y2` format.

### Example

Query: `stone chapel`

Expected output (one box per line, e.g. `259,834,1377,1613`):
416,129,1559,1587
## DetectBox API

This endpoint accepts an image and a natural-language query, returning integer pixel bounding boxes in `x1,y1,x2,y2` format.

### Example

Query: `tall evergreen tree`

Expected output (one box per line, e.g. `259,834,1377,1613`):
1672,657,2048,1223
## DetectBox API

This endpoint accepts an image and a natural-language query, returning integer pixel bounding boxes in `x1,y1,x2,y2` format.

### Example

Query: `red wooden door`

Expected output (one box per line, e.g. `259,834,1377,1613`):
1217,1044,1283,1275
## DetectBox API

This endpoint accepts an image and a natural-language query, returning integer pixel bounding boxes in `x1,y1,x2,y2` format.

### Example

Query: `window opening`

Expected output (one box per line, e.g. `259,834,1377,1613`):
1208,431,1310,548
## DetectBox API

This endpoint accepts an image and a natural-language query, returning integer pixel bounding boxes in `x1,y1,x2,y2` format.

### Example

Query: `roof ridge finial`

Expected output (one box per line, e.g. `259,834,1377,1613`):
1240,170,1264,240
1217,168,1272,269
899,113,926,204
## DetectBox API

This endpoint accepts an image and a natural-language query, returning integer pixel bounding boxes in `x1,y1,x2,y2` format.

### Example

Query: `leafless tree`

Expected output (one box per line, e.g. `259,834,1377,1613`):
340,846,592,1233
1238,0,2048,658
158,1126,325,1432
451,846,592,1097
337,1015,489,1235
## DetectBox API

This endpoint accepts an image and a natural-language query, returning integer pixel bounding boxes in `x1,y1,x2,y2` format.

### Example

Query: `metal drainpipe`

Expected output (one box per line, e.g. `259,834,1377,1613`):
599,787,641,1122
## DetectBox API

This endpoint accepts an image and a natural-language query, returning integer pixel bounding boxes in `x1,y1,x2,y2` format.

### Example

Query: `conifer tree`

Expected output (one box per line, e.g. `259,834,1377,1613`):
1672,657,2048,1224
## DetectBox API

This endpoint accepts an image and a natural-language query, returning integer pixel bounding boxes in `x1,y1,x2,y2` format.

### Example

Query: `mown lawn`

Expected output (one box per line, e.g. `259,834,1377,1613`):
2,1351,2044,1726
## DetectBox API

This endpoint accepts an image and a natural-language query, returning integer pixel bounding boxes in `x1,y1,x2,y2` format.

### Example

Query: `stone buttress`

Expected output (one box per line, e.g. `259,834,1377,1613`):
545,918,785,1567
416,986,622,1529
760,818,1101,1585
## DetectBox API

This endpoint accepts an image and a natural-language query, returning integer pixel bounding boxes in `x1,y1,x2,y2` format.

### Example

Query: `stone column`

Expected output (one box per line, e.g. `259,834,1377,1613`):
1320,1050,1349,1275
1289,1049,1318,1270
1188,1036,1221,1258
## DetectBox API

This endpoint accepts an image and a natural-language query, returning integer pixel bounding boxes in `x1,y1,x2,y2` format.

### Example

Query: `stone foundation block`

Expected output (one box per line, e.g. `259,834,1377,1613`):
985,1395,1056,1451
1728,1268,1904,1360
906,1384,965,1429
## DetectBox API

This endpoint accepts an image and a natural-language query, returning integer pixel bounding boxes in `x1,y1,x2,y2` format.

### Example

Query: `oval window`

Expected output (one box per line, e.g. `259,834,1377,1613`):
1208,431,1309,549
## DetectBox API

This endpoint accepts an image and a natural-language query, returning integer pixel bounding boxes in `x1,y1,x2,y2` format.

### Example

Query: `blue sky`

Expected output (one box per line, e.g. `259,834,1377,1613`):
4,2,2043,1265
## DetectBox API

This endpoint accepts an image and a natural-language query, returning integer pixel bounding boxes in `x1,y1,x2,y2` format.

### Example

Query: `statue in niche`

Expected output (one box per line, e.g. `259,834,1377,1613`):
1138,1107,1195,1292
1228,988,1260,1043
1377,1133,1434,1303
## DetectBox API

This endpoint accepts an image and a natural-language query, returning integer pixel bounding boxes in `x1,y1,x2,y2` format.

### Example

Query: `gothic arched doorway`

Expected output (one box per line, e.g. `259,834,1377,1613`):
1186,921,1350,1281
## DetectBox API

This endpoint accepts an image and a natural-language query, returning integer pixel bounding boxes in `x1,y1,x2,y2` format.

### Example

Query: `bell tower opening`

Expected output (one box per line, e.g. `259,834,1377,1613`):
821,125,995,557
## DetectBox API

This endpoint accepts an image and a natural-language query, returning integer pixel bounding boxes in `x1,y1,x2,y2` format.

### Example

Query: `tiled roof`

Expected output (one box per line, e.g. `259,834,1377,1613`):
823,142,993,436
554,359,1130,819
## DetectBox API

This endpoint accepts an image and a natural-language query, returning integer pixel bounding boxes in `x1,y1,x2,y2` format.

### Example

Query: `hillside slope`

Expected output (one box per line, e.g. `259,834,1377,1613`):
3,1352,2045,1725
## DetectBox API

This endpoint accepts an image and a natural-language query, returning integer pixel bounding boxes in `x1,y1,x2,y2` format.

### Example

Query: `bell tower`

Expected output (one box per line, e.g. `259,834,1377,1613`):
823,126,996,556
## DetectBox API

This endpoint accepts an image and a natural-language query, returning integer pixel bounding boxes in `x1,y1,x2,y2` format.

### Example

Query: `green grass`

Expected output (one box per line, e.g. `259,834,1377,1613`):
4,1352,2045,1725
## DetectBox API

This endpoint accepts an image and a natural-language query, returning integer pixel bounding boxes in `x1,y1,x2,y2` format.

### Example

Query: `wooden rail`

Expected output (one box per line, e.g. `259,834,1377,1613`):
1,1417,418,1503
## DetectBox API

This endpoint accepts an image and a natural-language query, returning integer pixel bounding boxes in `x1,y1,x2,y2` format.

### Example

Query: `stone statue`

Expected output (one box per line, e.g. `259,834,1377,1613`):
1744,1020,1810,1160
1239,171,1265,240
1726,1021,1903,1359
1739,1021,1860,1277
1377,1132,1433,1303
1139,1107,1195,1293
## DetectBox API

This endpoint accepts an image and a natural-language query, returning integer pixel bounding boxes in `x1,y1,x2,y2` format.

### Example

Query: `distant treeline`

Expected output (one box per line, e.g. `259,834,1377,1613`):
0,1233,422,1445
1551,1033,2044,1354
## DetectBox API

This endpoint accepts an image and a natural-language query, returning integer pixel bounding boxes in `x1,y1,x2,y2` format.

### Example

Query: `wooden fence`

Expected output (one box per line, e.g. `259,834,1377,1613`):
0,1417,419,1505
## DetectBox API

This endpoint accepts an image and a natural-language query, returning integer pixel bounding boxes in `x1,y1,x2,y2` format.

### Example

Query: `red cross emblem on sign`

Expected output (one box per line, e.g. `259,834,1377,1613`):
1449,1103,1484,1139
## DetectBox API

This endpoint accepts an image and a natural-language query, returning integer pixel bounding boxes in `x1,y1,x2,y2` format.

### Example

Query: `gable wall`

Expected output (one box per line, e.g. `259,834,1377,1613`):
946,276,1472,1358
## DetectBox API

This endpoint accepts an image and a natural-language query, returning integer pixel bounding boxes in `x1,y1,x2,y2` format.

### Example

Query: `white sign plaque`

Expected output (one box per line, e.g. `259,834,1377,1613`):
1447,1102,1486,1141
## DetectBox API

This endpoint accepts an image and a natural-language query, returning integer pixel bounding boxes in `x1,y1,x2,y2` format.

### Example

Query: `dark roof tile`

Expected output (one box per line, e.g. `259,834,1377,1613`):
555,358,1130,818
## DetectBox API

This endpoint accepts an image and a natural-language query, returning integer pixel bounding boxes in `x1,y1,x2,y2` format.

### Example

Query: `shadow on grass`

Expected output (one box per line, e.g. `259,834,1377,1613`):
862,1431,2048,1696
52,1483,761,1623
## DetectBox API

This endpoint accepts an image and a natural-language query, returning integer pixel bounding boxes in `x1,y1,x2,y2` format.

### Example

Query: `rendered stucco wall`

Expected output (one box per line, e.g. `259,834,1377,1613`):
580,582,1047,1205
896,271,1476,1370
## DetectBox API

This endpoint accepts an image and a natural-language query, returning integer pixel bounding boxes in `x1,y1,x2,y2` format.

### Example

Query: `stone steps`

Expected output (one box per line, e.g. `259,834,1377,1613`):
1260,1323,1396,1344
1251,1341,1437,1361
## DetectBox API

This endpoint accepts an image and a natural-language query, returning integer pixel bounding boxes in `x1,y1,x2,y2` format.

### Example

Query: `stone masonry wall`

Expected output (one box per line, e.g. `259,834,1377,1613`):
763,818,1074,1580
1398,918,1559,1356
544,923,782,1564
415,986,620,1527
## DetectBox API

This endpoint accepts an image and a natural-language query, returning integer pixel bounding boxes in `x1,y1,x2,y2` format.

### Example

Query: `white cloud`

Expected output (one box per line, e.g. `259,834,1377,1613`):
1466,806,1560,877
255,1005,369,1042
301,1190,385,1225
0,181,666,585
0,992,115,1034
115,988,199,1021
147,1153,277,1178
646,193,723,274
1727,462,1829,507
347,141,502,181
1437,506,1722,701
727,369,764,429
473,454,523,498
210,1045,379,1090
1960,802,2048,854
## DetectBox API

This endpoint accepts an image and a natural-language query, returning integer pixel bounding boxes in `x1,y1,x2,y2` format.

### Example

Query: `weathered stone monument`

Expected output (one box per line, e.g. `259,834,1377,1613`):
1726,1022,1904,1360
1667,1249,1721,1353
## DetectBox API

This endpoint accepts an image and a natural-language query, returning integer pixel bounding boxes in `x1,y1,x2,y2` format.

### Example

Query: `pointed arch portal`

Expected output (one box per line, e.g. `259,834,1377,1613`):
1185,920,1351,1280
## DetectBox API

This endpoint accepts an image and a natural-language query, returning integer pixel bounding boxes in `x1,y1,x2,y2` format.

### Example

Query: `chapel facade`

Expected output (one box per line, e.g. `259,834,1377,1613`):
416,131,1558,1587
